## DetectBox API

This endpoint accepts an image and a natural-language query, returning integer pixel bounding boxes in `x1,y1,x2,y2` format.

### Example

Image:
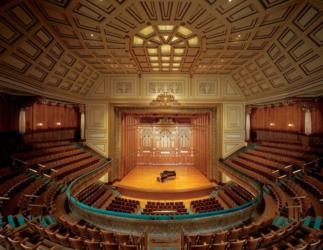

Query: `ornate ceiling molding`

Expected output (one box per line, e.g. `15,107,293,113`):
0,0,322,100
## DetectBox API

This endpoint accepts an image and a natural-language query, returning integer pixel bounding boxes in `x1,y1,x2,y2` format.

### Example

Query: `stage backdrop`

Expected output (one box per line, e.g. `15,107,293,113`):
121,113,211,177
137,118,194,166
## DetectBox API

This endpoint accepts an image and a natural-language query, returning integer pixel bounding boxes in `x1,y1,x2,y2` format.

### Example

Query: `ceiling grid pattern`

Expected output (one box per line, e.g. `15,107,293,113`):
0,0,100,97
0,0,322,99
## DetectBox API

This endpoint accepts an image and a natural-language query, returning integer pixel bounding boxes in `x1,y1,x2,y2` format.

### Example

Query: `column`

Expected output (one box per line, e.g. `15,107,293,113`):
18,108,26,134
79,105,85,140
245,107,252,141
304,108,312,135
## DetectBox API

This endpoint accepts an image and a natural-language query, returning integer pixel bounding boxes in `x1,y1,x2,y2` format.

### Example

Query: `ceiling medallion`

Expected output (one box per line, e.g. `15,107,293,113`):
150,92,180,107
131,24,200,73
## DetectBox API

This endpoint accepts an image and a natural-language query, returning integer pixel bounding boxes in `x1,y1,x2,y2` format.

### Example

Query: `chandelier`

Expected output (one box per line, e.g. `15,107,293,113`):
150,92,180,107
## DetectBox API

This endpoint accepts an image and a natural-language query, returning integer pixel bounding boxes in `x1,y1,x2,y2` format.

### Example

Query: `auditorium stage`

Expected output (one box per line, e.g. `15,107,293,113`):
114,166,215,200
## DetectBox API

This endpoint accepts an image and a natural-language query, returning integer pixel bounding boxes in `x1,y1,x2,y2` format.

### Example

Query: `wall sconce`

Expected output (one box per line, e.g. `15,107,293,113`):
269,123,275,126
56,122,62,126
287,123,294,127
37,123,43,127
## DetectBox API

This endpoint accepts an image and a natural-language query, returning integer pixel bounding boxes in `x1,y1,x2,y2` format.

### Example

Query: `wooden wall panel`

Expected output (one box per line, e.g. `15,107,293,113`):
192,113,211,176
87,74,244,101
222,103,245,158
85,103,108,157
121,114,138,176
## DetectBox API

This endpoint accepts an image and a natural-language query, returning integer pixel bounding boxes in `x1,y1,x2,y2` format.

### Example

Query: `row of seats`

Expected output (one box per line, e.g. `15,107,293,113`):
107,197,140,214
1,216,144,250
13,144,76,162
142,201,188,215
248,149,305,167
77,183,112,208
184,220,321,250
39,149,89,170
191,197,223,213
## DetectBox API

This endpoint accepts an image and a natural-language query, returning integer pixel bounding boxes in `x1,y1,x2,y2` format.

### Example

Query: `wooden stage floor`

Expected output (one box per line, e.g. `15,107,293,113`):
114,166,215,200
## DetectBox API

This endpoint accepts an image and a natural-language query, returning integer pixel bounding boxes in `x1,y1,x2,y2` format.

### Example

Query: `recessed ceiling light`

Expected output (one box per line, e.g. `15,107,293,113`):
90,34,94,37
177,26,193,37
149,56,158,61
237,34,241,38
133,36,144,46
147,48,158,55
171,36,179,42
188,36,199,47
174,48,184,55
158,25,174,32
139,26,154,37
161,44,171,55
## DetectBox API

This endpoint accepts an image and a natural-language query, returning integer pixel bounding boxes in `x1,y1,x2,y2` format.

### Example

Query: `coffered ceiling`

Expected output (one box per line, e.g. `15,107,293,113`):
0,0,322,99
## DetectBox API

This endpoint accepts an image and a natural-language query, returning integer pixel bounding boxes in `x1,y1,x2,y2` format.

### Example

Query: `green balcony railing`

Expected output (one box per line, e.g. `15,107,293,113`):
66,159,263,221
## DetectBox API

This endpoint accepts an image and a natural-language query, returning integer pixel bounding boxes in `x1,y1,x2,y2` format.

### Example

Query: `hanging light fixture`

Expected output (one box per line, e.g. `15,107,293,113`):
150,92,180,107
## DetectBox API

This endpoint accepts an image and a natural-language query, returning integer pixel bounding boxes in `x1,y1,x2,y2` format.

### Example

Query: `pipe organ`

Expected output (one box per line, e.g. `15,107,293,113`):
121,113,211,177
137,124,193,166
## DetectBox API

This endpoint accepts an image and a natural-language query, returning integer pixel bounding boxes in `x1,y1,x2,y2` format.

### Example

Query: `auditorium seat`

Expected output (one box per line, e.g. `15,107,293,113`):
101,230,116,243
102,242,119,250
87,227,101,241
230,239,246,250
119,244,139,250
245,236,262,250
211,241,228,250
190,244,210,250
84,239,100,250
197,234,213,245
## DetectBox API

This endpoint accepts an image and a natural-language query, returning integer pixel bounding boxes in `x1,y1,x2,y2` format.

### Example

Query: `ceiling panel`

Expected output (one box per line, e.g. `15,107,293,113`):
0,0,322,99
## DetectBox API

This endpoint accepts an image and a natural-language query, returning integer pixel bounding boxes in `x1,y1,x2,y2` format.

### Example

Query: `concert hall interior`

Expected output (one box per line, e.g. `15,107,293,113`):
0,0,323,249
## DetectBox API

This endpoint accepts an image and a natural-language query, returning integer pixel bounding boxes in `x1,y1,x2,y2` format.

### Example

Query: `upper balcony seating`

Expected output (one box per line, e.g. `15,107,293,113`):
13,144,76,163
246,149,305,168
255,141,317,162
142,201,188,215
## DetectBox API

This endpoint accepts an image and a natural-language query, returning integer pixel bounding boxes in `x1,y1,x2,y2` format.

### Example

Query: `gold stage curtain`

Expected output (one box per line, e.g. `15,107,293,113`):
25,102,79,131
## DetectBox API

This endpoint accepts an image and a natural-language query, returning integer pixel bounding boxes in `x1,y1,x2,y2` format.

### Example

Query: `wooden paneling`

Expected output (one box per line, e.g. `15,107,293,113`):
121,114,138,176
222,103,245,158
192,113,211,176
85,103,108,157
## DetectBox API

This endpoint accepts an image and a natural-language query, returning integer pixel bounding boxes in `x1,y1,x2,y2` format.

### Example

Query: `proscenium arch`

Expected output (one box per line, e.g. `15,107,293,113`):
107,102,223,182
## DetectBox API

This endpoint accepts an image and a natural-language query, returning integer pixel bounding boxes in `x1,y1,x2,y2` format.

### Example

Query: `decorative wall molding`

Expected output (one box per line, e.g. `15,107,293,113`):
87,74,244,101
85,103,109,156
222,103,245,158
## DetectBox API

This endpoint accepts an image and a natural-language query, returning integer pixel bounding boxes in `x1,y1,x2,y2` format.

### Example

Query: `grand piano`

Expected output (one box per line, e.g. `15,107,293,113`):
157,170,176,182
